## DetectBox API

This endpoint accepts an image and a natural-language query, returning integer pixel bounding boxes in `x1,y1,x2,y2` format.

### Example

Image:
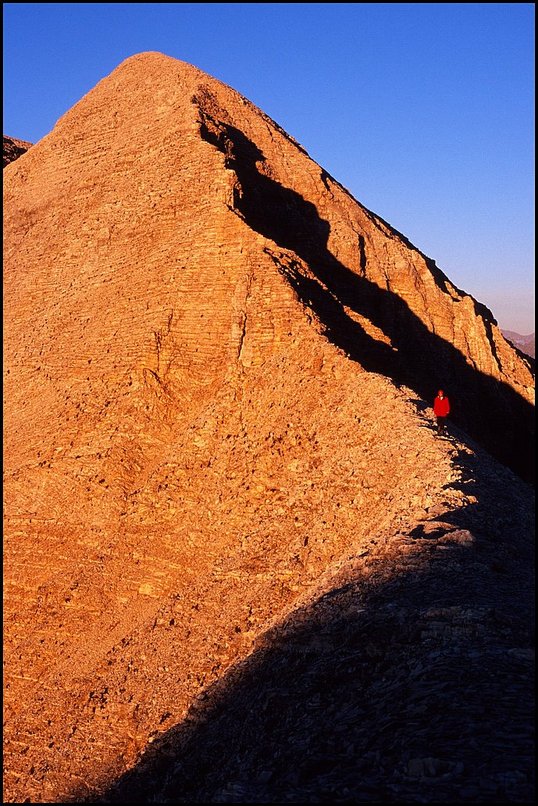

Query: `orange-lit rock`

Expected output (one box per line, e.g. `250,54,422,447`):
3,53,534,803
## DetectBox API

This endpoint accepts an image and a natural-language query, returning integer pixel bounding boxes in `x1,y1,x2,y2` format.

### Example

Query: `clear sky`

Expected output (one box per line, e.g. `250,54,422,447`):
3,3,535,333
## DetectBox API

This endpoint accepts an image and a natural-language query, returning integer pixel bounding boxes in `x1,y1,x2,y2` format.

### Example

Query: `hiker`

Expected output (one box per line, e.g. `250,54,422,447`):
433,389,450,434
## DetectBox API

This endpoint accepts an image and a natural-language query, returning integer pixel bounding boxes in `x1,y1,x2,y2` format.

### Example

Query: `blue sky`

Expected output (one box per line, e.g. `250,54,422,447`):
3,3,535,333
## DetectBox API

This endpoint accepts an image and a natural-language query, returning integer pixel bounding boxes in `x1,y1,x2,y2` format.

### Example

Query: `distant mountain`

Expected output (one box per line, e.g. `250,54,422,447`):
502,330,535,359
3,135,32,167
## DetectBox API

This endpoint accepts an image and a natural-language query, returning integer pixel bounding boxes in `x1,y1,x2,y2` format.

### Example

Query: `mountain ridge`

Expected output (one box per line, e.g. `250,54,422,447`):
3,52,534,803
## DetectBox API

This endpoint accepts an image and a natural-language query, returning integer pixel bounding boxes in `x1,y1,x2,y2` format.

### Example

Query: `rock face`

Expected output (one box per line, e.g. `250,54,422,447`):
3,53,535,803
3,134,32,167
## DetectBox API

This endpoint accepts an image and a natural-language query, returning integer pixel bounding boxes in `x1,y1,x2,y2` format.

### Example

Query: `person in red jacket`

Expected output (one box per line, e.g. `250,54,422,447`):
433,390,450,434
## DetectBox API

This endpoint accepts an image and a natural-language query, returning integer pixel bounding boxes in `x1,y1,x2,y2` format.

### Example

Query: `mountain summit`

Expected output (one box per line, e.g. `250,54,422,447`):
4,52,533,479
3,53,534,803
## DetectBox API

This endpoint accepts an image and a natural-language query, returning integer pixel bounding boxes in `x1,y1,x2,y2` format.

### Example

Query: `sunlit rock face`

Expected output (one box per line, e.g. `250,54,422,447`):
3,53,534,803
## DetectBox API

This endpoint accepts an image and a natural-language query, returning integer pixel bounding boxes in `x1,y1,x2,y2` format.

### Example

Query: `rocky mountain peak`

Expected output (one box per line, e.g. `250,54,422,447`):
3,53,534,803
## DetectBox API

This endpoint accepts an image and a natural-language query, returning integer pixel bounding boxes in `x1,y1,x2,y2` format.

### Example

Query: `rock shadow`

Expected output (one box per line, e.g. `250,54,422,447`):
81,446,534,803
194,103,534,483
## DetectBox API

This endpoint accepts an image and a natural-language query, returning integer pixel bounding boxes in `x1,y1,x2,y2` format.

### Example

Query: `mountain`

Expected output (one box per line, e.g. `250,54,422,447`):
3,134,32,167
3,53,534,803
502,330,535,359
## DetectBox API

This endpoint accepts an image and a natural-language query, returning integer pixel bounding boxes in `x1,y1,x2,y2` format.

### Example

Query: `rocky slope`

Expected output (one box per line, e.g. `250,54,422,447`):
95,438,535,804
3,134,32,167
3,53,535,803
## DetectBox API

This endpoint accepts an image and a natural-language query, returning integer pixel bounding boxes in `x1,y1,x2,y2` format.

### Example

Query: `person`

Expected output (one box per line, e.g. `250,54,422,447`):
433,389,450,434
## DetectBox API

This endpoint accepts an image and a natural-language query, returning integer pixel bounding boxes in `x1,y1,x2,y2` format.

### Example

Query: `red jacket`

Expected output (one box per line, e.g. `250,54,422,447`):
434,394,450,417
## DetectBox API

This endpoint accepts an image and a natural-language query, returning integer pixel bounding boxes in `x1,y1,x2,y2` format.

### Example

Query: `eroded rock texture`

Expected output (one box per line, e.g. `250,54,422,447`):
3,53,535,803
3,134,32,167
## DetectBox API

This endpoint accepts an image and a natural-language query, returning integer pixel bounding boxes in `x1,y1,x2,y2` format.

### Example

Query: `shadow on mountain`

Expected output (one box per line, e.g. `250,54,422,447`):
81,447,534,804
194,106,534,484
68,97,536,805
